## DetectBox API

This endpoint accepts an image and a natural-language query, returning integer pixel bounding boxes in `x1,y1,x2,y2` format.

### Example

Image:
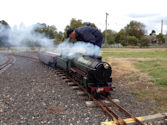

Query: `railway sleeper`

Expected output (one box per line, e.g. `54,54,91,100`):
101,112,167,125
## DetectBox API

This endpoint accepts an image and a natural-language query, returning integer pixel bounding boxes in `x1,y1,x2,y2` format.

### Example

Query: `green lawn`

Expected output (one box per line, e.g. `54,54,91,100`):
102,48,167,112
102,51,167,58
134,60,167,85
102,48,167,85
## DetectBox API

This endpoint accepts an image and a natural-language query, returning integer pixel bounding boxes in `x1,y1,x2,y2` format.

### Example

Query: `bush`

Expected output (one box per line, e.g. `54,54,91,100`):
120,40,127,46
127,36,139,46
139,36,150,47
156,33,166,45
114,29,127,46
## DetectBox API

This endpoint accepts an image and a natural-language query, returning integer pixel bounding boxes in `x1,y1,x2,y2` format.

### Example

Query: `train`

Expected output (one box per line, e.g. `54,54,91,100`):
38,51,115,97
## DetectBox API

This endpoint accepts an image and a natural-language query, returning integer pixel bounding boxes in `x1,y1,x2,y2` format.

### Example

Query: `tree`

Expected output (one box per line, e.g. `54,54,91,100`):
139,36,150,47
125,20,146,40
65,18,84,30
0,20,11,47
54,31,64,44
35,23,57,39
0,20,9,26
127,36,139,46
102,29,116,44
115,29,127,46
156,33,165,45
64,18,97,37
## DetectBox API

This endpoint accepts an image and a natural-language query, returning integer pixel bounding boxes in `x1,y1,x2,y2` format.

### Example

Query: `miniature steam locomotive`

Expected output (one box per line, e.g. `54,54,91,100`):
38,51,115,97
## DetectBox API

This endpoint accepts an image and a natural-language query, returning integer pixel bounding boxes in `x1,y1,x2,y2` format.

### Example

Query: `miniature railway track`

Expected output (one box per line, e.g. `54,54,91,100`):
39,60,167,125
55,69,144,125
0,52,38,71
0,55,14,70
9,53,39,62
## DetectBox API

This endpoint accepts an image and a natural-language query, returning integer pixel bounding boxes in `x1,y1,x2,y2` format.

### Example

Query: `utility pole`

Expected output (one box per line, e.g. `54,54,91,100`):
161,19,163,34
105,12,109,47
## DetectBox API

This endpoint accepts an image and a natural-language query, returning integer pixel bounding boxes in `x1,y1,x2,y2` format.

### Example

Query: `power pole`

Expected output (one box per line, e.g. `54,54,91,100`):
161,19,163,34
105,12,109,47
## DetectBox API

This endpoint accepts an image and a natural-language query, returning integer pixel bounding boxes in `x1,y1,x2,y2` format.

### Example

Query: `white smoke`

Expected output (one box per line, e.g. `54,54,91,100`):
1,23,101,59
0,23,10,46
0,24,9,37
54,39,101,59
1,23,54,48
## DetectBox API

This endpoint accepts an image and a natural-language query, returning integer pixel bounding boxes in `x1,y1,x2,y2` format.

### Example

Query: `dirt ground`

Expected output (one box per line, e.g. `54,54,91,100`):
106,57,167,113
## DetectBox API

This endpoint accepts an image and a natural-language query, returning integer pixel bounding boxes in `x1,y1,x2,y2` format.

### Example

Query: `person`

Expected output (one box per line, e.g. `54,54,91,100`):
66,26,103,48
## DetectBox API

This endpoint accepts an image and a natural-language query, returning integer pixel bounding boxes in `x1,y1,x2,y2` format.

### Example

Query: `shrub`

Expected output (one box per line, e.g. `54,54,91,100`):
127,36,139,46
139,36,150,47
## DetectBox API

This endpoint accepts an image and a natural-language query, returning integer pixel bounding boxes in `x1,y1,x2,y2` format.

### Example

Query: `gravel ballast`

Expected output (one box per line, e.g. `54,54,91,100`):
0,52,155,125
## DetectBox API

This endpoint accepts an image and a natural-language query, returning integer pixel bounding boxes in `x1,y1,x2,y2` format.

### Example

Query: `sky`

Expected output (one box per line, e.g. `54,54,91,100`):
0,0,167,34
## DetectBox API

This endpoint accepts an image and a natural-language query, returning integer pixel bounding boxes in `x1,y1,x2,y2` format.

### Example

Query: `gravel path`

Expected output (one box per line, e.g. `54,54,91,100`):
0,52,154,125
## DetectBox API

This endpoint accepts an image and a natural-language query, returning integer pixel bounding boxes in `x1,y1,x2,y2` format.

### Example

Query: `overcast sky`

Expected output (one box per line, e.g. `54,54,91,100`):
0,0,167,34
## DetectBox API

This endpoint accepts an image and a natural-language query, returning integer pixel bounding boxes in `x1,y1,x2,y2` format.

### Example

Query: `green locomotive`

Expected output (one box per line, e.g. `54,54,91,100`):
39,51,115,97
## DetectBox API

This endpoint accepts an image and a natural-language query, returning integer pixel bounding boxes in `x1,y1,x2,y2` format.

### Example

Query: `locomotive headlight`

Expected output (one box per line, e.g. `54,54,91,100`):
104,63,109,69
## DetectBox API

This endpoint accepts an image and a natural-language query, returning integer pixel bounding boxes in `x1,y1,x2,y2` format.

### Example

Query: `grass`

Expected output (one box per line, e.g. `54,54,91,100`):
134,60,167,85
102,51,167,58
102,48,167,112
131,89,151,97
102,48,167,85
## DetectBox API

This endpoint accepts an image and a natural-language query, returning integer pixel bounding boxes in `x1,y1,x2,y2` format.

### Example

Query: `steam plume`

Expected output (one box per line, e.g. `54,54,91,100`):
0,23,54,48
1,23,101,59
54,39,101,59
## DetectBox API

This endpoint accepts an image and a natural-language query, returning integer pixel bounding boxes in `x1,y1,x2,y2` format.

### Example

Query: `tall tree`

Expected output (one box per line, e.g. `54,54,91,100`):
102,29,116,44
156,33,165,45
0,20,9,26
114,29,127,46
125,20,146,40
64,18,97,37
0,20,11,47
35,23,57,39
54,31,64,44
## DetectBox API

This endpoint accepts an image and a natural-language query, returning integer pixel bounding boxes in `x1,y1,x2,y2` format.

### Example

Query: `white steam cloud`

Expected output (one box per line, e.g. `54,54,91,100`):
0,23,54,48
1,23,101,59
0,24,10,46
54,39,101,59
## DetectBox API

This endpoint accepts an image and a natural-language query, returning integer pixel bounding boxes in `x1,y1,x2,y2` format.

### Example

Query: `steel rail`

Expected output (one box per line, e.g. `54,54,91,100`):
55,69,127,125
0,55,14,70
98,99,127,125
66,75,121,125
106,97,144,125
10,53,39,62
54,69,144,125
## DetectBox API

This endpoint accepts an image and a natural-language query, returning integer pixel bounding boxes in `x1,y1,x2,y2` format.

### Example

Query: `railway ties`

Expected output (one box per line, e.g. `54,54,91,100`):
51,69,167,125
54,69,142,125
54,72,143,125
102,113,167,125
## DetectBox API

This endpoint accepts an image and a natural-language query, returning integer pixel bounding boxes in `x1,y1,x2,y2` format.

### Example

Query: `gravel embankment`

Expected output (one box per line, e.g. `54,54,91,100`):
0,52,154,125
